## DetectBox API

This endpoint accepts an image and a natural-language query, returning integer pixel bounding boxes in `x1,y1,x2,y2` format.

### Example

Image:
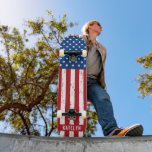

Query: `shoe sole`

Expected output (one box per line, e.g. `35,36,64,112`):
125,124,143,136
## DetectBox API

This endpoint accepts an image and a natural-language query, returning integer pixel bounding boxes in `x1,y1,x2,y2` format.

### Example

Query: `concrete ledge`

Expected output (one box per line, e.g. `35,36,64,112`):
0,133,152,152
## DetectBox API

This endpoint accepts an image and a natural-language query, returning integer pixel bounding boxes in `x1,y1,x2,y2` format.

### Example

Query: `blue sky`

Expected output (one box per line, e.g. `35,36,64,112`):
0,0,152,137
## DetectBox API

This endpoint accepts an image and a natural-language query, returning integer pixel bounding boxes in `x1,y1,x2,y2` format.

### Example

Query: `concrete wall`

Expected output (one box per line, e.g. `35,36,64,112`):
0,133,152,152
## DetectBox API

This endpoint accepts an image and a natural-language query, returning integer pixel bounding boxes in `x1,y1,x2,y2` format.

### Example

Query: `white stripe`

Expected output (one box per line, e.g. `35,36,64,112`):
79,131,83,137
60,69,66,124
70,69,75,109
70,69,75,125
70,120,74,125
79,70,84,125
69,131,74,137
60,131,65,137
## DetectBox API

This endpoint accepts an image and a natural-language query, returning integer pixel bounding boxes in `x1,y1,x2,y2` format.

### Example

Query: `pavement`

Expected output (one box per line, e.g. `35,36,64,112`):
0,133,152,152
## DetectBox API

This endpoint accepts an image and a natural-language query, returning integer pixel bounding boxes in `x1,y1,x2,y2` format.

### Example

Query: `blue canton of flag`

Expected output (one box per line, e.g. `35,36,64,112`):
60,36,87,69
60,55,86,69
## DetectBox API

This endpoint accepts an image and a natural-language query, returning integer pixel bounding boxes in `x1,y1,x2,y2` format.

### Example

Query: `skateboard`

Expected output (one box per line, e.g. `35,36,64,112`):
57,35,87,137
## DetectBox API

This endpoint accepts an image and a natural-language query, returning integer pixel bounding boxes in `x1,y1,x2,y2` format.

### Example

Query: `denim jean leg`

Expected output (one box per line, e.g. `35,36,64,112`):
87,78,118,136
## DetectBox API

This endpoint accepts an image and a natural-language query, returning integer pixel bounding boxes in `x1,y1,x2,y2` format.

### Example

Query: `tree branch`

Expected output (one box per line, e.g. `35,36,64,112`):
9,109,31,135
48,103,55,136
36,105,48,136
0,66,59,113
41,31,59,60
18,111,31,135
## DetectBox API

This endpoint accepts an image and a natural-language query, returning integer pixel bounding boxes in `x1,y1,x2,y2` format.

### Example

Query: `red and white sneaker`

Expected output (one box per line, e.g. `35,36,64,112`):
108,124,143,137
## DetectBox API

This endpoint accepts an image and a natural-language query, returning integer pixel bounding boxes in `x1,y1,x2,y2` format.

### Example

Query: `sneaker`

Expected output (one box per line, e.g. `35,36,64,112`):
108,124,143,137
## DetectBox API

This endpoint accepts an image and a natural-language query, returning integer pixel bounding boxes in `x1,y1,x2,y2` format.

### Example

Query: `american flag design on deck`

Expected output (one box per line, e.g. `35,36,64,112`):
58,36,87,137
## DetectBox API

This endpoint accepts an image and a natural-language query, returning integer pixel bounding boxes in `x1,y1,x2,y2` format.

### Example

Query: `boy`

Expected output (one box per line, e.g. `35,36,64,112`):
78,21,143,137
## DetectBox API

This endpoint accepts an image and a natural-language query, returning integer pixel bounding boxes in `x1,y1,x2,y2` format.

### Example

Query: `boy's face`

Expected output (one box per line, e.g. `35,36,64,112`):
89,22,102,36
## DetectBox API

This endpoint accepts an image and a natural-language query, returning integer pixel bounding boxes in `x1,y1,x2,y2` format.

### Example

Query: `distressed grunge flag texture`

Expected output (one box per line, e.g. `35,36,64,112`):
57,36,87,137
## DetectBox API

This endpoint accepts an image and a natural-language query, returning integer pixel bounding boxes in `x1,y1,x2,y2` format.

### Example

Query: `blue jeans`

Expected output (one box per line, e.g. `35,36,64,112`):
87,78,118,136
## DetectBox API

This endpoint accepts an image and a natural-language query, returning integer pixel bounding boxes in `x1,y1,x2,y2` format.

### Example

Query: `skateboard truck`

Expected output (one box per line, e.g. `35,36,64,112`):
62,109,81,120
57,109,86,120
59,49,87,62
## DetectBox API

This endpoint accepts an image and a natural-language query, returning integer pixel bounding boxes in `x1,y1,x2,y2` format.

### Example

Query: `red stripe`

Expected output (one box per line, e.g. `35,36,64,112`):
65,131,69,137
75,131,78,137
65,69,71,112
75,69,79,113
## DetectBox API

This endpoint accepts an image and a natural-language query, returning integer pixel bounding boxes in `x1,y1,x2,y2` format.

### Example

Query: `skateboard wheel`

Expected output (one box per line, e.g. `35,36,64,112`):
82,111,86,118
57,110,62,118
82,50,87,57
59,49,64,57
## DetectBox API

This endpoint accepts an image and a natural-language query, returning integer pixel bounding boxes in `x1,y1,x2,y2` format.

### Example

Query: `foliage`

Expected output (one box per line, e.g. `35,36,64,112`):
136,52,152,98
84,105,98,137
0,10,98,137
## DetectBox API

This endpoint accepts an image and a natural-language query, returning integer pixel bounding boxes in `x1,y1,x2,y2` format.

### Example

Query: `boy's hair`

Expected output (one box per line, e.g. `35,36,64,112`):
81,21,101,35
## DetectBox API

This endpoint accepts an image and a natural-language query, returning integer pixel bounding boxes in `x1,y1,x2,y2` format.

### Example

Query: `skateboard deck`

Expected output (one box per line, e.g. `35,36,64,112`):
57,36,87,137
